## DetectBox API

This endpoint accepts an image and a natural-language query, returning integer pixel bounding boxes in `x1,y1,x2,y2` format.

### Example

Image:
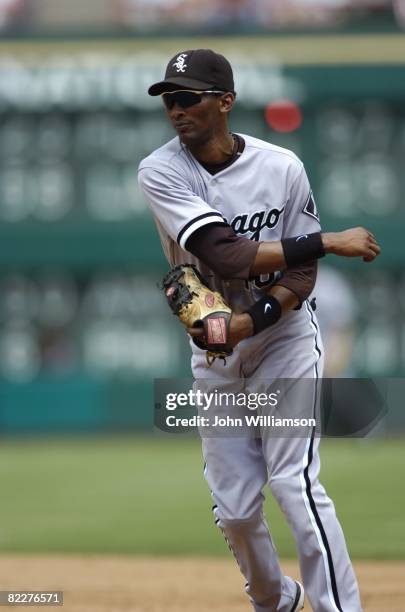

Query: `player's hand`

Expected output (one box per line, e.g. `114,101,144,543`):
322,227,381,262
187,313,254,349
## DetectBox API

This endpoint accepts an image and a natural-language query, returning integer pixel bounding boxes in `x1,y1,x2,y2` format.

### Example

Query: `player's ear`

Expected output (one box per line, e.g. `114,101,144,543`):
219,92,235,114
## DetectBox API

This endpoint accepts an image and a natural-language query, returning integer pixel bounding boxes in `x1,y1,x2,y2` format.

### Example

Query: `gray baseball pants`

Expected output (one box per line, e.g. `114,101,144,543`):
191,305,362,612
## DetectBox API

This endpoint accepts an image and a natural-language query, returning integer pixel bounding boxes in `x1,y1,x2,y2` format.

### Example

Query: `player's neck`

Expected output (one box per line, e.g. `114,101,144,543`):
188,132,235,164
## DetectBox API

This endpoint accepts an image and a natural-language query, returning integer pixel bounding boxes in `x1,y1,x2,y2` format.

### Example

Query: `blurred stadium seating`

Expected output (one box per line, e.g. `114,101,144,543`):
1,0,404,33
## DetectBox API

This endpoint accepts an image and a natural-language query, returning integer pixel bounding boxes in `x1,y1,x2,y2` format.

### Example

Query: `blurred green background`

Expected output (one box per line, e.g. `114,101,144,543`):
0,1,404,560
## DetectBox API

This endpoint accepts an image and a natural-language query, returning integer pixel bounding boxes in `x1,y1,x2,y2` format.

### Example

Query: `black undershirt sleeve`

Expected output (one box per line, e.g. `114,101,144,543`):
185,223,259,279
186,223,318,303
191,134,317,299
273,260,318,305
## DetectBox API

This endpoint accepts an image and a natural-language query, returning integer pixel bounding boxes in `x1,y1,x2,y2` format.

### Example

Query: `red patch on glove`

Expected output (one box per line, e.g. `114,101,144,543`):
207,317,226,345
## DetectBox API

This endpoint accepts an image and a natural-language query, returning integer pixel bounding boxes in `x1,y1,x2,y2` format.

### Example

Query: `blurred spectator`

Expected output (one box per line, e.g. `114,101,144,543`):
31,0,113,30
255,0,349,29
311,265,357,376
113,0,239,30
0,0,29,31
393,0,405,28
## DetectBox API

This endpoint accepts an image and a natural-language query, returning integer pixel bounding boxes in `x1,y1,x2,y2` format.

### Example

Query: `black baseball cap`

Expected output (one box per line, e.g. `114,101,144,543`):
148,49,235,96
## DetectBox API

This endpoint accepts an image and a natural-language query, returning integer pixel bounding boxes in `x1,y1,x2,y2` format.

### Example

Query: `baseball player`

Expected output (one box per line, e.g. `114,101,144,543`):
138,49,380,612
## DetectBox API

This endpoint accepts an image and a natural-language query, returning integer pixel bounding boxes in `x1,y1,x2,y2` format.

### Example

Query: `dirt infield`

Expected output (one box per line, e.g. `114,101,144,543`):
0,555,403,612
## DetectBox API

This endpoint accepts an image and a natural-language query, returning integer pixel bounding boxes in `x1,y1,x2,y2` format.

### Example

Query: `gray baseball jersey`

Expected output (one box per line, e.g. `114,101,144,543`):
138,133,320,314
138,134,362,612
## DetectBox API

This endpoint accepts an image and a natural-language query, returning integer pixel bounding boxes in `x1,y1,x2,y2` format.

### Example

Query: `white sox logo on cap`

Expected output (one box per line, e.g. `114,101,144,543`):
148,49,235,96
172,53,188,73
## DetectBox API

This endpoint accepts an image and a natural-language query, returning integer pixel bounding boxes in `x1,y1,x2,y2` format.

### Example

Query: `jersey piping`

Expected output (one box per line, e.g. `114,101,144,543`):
177,211,226,249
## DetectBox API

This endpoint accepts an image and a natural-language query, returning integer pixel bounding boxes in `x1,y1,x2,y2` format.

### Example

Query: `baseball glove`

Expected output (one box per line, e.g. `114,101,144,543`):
162,264,233,365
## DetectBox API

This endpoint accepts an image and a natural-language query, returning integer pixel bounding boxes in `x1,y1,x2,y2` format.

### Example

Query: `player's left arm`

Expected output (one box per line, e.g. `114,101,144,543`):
210,284,298,347
270,259,317,311
220,266,315,347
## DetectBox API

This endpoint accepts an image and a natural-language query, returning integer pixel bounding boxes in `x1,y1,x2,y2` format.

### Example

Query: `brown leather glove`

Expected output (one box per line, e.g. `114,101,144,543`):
162,264,233,365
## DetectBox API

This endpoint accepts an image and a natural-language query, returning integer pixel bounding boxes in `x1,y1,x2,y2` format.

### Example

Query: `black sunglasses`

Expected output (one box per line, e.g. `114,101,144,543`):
161,89,224,110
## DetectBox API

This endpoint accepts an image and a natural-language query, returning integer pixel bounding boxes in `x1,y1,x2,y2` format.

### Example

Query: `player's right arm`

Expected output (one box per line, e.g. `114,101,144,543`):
250,227,380,276
138,162,380,280
188,223,380,279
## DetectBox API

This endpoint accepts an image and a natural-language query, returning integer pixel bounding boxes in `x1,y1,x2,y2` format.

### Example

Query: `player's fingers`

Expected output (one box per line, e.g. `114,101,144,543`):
368,242,381,255
363,248,378,262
